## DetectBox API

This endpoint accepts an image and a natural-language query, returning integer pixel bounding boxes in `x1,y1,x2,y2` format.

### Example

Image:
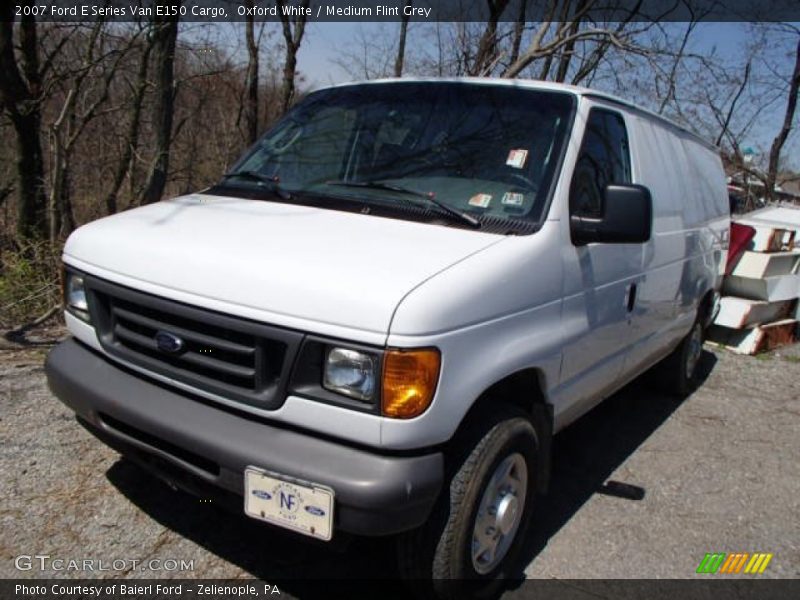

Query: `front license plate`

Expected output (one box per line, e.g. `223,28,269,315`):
244,467,334,541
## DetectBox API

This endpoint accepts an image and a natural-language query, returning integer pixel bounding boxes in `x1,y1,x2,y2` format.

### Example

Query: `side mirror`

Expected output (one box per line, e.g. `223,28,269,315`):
570,184,652,245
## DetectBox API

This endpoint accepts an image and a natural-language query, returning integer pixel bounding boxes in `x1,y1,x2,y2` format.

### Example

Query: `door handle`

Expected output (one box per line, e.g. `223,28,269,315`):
626,283,637,313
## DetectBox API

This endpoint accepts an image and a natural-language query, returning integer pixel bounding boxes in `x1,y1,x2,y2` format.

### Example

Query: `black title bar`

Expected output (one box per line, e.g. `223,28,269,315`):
6,0,800,23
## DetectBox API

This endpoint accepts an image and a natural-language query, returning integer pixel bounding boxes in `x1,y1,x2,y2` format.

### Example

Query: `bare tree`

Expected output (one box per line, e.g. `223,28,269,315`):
395,1,650,83
104,24,154,215
568,2,649,86
680,24,800,203
503,3,645,79
46,22,137,239
394,1,412,77
469,0,510,76
0,3,47,239
712,61,751,148
333,24,401,80
766,32,800,201
141,11,179,205
243,0,260,143
276,0,310,114
536,0,575,80
508,1,526,67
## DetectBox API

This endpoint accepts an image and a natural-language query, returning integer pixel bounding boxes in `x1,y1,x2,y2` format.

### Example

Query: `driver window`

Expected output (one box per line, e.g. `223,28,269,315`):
570,108,631,218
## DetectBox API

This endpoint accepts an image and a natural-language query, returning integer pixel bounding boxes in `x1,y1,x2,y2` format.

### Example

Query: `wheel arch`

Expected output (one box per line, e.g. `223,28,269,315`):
450,368,554,494
698,287,717,327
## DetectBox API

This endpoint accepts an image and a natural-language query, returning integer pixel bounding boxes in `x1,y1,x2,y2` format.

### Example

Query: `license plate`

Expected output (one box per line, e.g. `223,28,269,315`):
244,467,334,541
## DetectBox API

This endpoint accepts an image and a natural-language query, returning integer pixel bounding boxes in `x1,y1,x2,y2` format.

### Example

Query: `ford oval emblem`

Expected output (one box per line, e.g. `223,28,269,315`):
154,330,185,354
305,505,325,517
252,489,272,500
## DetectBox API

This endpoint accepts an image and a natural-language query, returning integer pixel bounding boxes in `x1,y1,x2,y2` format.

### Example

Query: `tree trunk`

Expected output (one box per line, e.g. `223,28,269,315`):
541,1,574,81
508,1,526,67
469,0,509,76
0,184,12,207
0,6,47,239
141,12,179,205
554,18,581,82
765,36,800,203
394,1,412,77
105,34,153,214
276,0,309,114
48,130,64,241
61,163,75,234
280,44,297,114
48,88,74,242
244,1,259,143
13,111,47,238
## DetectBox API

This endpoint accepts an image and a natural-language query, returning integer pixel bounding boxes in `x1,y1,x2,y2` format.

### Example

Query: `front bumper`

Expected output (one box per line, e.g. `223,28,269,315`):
45,339,444,536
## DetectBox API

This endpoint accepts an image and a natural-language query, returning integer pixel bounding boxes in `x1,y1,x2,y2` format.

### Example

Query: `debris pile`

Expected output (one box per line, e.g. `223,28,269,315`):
708,207,800,354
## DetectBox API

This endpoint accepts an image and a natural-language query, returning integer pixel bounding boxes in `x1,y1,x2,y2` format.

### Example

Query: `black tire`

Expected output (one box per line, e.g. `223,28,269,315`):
397,409,538,599
657,317,705,397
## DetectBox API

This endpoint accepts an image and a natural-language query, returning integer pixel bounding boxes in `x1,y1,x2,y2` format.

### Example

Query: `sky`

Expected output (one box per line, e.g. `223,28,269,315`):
297,22,751,88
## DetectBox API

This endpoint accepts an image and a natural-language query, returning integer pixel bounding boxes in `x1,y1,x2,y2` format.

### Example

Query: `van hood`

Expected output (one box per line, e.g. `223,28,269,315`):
64,193,504,337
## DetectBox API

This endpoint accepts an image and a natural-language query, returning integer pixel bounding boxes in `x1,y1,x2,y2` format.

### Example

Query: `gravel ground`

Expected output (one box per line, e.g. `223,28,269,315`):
1,334,798,592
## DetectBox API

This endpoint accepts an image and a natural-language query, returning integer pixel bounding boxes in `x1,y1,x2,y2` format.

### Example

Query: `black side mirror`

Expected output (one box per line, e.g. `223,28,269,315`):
571,184,652,245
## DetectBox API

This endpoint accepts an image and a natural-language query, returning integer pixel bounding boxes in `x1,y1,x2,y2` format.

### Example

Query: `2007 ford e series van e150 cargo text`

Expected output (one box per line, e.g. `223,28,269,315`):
46,78,729,596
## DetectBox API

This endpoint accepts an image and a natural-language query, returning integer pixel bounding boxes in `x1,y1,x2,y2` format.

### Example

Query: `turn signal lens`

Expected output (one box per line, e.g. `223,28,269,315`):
381,348,440,419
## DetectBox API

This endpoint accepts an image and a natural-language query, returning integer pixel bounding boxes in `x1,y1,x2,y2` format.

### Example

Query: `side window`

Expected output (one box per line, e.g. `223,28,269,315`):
570,109,631,217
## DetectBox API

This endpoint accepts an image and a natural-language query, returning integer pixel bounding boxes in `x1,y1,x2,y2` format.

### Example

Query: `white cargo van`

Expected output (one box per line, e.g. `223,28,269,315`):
46,78,729,596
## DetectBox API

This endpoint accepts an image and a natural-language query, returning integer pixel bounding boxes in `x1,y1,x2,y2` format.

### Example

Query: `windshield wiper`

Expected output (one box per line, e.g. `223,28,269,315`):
220,170,292,201
325,180,480,229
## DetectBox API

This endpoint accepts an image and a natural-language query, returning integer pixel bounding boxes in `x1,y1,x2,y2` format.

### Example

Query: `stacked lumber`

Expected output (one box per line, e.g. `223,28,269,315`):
708,218,800,355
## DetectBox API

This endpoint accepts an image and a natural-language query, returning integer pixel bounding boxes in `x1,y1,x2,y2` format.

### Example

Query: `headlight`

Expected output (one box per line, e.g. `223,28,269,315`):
323,347,377,401
65,272,90,321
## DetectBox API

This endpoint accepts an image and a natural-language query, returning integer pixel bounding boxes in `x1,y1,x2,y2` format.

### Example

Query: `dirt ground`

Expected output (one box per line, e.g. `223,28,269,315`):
1,327,798,594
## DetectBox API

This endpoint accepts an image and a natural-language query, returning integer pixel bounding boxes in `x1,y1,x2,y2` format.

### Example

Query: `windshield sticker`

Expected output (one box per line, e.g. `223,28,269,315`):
468,193,493,208
502,192,525,206
506,149,529,169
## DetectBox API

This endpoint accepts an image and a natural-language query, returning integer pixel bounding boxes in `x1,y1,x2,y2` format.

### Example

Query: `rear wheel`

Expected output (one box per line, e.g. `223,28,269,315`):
397,410,538,599
658,317,704,397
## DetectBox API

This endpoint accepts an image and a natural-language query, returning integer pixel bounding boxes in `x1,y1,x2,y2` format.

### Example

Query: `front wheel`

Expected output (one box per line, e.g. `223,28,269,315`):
397,410,538,599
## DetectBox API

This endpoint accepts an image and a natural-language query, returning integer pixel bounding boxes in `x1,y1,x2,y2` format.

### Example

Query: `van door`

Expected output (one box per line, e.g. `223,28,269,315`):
557,106,643,421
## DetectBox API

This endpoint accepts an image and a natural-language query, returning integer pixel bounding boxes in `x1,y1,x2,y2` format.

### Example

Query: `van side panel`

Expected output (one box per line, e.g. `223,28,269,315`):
631,116,693,347
623,114,728,376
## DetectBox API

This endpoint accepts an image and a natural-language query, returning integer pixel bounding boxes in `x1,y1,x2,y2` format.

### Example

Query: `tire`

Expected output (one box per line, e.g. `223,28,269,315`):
397,409,539,599
657,317,705,397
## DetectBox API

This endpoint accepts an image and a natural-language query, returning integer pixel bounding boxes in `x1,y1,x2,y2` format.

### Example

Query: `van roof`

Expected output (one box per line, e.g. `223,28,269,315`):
321,76,719,153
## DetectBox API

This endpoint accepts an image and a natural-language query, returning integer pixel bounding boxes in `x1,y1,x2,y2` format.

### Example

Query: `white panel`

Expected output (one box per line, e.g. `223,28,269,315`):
731,251,800,279
723,273,800,302
714,296,796,329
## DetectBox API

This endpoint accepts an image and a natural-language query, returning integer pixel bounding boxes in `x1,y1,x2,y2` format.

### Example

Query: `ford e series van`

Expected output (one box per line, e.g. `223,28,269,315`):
46,78,729,597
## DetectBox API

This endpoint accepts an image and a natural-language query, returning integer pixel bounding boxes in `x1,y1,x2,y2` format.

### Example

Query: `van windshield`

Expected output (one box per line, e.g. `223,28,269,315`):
216,82,575,233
